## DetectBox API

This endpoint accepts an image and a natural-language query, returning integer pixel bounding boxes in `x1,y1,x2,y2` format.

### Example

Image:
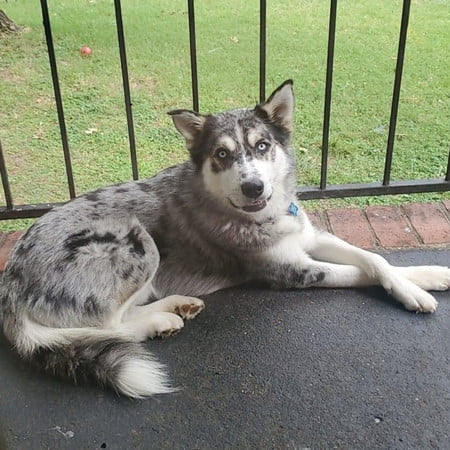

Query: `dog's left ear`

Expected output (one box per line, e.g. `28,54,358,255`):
168,109,206,148
255,79,295,131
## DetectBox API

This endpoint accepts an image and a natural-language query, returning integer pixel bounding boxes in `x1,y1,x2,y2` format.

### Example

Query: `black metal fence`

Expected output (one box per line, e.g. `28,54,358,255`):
0,0,448,220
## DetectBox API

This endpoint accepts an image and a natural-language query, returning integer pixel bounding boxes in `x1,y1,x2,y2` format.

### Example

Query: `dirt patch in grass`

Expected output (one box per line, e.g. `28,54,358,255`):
130,75,157,93
0,68,25,83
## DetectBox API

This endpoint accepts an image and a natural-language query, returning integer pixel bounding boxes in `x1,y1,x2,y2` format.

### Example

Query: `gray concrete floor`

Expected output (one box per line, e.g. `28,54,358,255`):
0,249,449,449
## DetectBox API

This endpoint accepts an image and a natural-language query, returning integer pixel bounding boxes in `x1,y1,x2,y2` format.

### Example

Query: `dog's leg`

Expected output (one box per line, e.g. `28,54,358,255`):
138,295,205,320
309,231,450,291
110,291,205,342
308,231,449,312
294,260,447,291
117,310,185,341
107,277,157,328
104,278,178,340
394,266,450,291
301,262,375,288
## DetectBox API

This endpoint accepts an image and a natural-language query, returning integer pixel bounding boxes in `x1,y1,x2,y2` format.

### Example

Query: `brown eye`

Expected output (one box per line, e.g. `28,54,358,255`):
216,149,229,159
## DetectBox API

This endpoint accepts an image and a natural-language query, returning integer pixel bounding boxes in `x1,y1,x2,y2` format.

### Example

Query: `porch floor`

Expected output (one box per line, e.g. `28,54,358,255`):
0,247,449,449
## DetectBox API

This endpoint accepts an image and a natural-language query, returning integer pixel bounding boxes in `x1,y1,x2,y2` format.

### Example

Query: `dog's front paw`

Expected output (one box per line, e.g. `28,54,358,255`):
385,276,438,313
397,266,450,291
372,264,438,313
400,289,438,313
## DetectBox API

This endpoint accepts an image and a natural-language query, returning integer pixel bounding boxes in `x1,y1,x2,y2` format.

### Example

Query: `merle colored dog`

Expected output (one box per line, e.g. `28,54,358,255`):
1,80,449,398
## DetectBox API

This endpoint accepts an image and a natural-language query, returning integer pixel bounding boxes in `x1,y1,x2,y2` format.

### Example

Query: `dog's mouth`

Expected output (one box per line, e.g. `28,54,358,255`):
228,195,272,213
242,199,267,213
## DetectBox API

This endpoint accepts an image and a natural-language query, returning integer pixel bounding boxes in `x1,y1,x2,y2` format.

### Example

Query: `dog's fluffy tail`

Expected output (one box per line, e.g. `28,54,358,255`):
16,315,174,398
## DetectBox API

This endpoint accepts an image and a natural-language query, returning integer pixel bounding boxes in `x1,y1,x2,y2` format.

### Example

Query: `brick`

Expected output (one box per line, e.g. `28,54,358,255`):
326,208,376,249
365,206,419,248
306,210,330,232
0,231,25,271
402,203,450,245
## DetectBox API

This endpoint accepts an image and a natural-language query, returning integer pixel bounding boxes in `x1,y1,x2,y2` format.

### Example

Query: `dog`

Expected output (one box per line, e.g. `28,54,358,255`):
1,80,449,398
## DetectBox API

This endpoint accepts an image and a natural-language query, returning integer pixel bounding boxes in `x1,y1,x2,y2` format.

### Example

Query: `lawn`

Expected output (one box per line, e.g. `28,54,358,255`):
0,0,449,231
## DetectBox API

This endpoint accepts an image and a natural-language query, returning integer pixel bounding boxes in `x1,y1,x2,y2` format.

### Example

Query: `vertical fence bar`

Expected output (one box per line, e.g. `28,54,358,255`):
320,0,338,190
0,141,13,209
187,0,199,112
446,149,450,182
40,0,76,199
383,0,411,186
114,0,139,180
259,0,266,103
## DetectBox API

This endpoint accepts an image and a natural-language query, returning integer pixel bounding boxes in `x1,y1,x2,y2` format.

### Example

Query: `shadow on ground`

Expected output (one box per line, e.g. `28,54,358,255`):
0,249,449,449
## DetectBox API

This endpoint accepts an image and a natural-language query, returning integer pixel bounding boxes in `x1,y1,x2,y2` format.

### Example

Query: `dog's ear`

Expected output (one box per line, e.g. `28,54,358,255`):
255,79,294,131
168,109,206,148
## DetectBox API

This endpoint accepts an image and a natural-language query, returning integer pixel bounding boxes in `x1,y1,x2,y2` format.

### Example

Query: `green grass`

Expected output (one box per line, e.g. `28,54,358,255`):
0,0,449,231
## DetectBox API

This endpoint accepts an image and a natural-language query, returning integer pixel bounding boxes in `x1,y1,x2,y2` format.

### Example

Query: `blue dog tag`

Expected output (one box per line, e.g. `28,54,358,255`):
288,202,299,216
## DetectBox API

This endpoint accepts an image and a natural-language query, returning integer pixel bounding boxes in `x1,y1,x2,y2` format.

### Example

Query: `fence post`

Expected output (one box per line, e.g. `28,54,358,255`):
114,0,139,180
446,150,450,182
320,0,338,190
0,141,13,209
259,0,266,103
383,0,411,186
187,0,199,112
40,0,76,198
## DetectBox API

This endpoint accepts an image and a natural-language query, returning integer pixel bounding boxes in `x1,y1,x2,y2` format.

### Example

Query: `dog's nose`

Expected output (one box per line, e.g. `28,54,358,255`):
241,179,264,199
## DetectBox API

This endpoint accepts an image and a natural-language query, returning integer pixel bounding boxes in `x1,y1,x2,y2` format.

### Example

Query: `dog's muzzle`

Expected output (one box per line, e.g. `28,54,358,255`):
226,178,271,213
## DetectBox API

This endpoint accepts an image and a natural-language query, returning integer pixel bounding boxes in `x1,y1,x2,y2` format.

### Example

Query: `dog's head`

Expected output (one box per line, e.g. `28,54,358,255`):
169,80,296,218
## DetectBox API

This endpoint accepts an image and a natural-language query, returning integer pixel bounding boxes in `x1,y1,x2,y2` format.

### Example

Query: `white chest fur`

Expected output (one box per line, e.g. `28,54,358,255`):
263,211,315,264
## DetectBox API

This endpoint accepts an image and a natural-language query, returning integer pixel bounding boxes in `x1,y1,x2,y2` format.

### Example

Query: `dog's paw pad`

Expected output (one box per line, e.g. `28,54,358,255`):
160,327,182,339
175,300,205,320
149,312,184,339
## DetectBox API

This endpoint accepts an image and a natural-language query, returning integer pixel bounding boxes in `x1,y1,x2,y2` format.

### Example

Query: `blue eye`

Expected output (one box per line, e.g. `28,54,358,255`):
216,149,229,159
256,141,268,152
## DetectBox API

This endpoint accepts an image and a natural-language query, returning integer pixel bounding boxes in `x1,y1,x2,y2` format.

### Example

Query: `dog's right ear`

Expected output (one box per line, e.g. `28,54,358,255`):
255,80,294,132
168,110,206,149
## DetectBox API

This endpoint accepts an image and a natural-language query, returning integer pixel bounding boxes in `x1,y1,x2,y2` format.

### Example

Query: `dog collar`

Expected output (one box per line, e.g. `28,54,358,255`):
287,202,299,216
